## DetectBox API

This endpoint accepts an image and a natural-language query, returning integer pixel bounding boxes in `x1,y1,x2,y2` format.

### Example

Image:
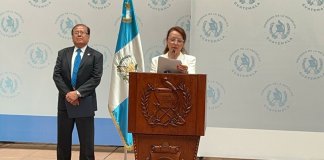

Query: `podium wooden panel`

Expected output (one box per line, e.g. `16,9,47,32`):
129,72,206,160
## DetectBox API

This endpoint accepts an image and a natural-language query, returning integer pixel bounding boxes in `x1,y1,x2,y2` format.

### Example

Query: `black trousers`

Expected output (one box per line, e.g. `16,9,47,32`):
57,110,95,160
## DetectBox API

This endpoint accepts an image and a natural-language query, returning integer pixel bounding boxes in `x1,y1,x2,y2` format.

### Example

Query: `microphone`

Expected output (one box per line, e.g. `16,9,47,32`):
170,49,175,54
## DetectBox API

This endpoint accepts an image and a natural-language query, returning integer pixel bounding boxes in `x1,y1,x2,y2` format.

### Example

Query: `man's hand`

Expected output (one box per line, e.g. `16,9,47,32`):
66,91,79,106
69,99,80,106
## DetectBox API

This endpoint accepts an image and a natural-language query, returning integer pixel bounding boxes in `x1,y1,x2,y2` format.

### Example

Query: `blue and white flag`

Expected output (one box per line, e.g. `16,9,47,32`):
108,0,144,150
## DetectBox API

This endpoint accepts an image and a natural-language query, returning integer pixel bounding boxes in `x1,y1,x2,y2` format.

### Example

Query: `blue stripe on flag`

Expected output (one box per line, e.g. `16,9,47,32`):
112,98,133,146
115,0,139,53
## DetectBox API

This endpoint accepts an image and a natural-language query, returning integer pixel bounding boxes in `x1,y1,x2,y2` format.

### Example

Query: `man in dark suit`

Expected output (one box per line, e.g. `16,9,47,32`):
53,24,103,160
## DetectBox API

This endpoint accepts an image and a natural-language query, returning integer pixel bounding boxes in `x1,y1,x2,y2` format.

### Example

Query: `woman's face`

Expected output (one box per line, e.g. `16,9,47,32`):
167,30,184,54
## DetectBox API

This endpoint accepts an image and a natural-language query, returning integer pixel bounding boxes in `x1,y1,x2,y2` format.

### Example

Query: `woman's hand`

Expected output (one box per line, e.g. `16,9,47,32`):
177,64,188,74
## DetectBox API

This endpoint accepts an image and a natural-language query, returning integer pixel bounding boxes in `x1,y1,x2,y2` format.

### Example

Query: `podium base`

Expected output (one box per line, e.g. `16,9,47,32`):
133,134,200,160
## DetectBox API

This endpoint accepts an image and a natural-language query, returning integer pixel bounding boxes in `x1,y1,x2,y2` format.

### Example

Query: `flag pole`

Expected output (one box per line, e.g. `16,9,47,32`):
124,147,127,160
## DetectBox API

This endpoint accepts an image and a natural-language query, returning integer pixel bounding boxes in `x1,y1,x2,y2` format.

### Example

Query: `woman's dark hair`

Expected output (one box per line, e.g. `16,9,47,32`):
163,26,187,54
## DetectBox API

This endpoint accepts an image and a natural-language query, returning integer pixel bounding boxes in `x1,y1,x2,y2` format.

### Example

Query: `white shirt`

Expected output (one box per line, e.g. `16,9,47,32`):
71,46,87,96
150,52,196,74
71,46,87,77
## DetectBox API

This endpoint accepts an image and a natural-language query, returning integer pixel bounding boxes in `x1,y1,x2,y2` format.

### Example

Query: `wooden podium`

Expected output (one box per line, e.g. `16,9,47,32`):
129,72,206,160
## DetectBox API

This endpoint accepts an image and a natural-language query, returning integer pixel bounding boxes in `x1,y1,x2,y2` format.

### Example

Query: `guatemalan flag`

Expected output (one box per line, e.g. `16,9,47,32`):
108,0,144,150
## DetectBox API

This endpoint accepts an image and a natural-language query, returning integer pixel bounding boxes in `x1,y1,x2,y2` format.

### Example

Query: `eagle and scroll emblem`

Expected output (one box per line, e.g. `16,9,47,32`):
141,77,192,127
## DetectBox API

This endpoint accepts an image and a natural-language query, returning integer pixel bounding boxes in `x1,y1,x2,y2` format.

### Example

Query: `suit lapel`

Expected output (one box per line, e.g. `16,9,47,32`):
78,47,91,70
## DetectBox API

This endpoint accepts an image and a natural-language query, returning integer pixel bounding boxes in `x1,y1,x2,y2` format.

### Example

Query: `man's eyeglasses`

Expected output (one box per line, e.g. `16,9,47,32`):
168,38,184,44
73,31,88,36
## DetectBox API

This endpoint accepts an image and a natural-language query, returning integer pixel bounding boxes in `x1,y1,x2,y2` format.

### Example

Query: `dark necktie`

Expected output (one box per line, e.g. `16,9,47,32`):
71,48,81,88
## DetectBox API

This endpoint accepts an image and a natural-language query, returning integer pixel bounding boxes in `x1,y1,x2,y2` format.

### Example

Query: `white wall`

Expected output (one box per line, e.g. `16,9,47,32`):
192,0,324,159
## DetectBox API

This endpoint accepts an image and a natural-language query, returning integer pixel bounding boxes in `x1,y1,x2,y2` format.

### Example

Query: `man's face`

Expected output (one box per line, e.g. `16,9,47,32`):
72,25,90,48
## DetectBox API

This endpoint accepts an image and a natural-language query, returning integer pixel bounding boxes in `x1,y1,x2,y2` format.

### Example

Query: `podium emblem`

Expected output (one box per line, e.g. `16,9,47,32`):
141,77,192,127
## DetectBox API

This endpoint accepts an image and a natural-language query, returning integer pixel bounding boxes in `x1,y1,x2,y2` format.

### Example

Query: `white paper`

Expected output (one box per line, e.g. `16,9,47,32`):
157,56,182,73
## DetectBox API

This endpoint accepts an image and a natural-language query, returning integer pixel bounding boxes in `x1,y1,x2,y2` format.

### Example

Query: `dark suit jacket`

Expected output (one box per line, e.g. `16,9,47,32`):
53,46,103,118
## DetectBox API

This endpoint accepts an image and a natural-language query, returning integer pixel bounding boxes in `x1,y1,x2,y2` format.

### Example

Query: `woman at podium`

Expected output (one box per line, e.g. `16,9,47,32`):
150,26,196,74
